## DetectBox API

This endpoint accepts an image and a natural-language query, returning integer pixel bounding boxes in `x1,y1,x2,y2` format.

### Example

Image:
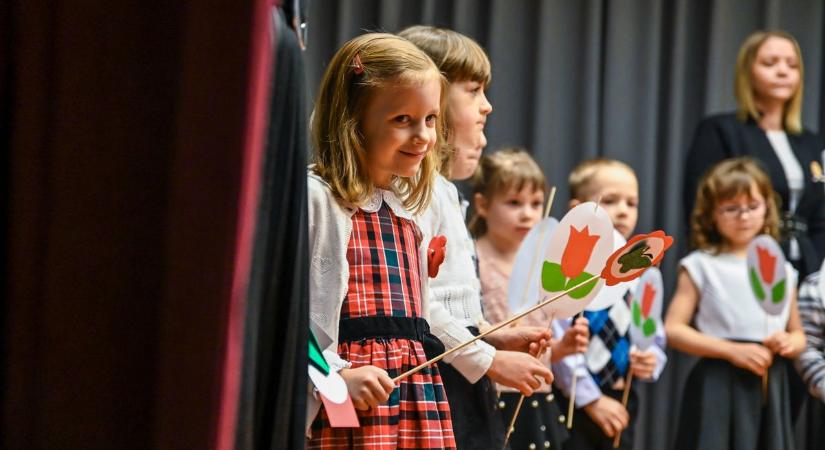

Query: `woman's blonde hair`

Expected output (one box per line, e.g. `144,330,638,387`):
690,157,780,252
468,148,547,237
399,25,492,178
310,33,447,213
735,30,804,134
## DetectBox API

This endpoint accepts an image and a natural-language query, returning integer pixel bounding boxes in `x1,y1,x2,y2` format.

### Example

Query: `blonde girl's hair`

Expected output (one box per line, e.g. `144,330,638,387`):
690,157,780,252
568,158,636,202
735,30,804,134
468,148,547,237
399,25,492,178
310,33,448,214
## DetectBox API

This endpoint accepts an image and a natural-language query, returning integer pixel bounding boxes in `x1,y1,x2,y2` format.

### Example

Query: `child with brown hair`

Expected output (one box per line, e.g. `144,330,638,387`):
553,158,667,450
471,148,591,450
306,32,455,449
401,26,553,450
666,157,806,450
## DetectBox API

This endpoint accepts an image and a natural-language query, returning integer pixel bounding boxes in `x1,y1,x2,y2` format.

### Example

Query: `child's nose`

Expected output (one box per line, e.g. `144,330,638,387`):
412,121,429,143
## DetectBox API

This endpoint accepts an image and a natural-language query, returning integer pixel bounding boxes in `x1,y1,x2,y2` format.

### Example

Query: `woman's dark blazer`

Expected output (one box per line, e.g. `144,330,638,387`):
683,112,825,278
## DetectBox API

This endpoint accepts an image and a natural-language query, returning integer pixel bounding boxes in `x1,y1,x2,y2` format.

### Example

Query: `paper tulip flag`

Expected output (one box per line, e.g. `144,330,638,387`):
508,217,559,314
539,202,614,318
308,330,359,427
586,229,638,312
601,231,673,286
392,200,675,387
746,235,789,316
628,266,664,350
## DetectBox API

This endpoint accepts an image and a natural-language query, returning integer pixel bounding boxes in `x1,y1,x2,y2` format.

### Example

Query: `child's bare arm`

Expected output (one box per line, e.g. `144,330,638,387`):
665,268,773,375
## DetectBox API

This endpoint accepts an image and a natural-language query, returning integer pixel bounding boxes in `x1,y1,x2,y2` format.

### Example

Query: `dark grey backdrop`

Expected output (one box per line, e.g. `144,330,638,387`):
303,1,825,448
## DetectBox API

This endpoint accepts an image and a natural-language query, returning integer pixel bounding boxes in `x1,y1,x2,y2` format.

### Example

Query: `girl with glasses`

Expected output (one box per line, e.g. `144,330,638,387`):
666,157,806,450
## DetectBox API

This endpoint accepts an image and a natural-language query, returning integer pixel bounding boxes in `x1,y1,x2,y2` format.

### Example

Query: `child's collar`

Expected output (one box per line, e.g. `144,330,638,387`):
360,188,413,220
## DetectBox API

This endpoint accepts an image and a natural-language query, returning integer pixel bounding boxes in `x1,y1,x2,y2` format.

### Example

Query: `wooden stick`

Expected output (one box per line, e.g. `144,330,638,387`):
502,395,524,449
762,316,769,405
392,275,601,383
503,313,556,448
544,186,557,219
566,368,577,429
612,371,634,448
565,312,585,430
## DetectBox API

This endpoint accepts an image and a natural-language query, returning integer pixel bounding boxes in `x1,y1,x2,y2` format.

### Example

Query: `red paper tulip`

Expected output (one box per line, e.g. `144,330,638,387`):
641,282,656,317
756,246,776,285
560,225,600,279
428,235,447,278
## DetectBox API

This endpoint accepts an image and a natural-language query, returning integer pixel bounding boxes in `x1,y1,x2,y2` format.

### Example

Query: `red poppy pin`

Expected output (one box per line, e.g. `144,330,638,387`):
427,235,447,278
601,230,673,286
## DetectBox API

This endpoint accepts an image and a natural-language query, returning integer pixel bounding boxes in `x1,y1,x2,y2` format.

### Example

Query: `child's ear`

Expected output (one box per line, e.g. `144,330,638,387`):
568,198,581,210
473,193,489,217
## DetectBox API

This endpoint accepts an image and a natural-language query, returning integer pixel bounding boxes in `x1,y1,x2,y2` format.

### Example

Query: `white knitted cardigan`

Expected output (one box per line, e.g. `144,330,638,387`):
306,171,431,428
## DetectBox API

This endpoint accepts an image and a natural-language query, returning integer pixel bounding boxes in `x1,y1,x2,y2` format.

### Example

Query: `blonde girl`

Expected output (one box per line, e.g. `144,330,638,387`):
306,33,455,449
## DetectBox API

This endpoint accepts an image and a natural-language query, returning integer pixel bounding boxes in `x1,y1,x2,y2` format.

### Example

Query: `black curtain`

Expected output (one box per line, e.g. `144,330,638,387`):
235,2,310,450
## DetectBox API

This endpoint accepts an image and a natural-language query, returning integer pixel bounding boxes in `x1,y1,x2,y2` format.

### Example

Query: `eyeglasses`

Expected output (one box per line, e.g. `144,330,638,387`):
716,201,766,219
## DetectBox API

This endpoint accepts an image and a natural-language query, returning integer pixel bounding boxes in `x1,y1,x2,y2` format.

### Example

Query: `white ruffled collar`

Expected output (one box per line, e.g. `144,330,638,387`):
307,167,413,220
359,188,413,220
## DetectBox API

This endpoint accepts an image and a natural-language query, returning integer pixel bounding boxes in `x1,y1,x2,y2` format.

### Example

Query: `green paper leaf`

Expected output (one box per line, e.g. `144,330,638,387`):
565,271,597,299
771,279,786,304
542,261,566,292
749,267,765,301
309,330,330,375
632,301,642,327
642,317,656,337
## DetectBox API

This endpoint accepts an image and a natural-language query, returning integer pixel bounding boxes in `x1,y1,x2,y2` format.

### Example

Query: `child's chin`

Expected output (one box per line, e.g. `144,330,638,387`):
399,166,422,178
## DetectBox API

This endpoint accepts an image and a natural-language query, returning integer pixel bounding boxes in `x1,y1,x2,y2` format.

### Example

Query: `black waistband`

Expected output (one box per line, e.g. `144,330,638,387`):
338,316,432,343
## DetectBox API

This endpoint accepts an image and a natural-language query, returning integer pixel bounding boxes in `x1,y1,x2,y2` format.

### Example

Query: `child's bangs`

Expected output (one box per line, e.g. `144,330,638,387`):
452,43,492,86
489,161,546,197
713,169,760,203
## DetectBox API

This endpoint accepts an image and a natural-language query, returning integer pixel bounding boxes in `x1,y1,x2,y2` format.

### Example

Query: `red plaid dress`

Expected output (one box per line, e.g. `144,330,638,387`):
308,201,456,449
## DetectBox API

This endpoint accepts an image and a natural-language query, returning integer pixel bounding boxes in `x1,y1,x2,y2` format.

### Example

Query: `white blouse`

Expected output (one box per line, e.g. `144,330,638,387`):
681,250,797,341
766,130,804,206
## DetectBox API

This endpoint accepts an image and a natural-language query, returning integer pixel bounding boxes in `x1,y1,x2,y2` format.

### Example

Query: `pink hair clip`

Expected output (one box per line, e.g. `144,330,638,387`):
352,54,364,75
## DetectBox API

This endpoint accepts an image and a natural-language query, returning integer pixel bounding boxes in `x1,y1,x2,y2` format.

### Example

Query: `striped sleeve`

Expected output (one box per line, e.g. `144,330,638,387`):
795,272,825,401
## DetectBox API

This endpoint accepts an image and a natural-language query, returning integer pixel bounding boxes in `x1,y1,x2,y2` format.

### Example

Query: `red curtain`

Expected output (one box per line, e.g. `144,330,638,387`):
2,1,273,448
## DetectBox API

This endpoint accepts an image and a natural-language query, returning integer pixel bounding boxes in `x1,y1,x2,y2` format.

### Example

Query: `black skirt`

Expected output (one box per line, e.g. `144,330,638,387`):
556,386,638,450
798,394,825,450
498,390,569,449
674,357,795,450
438,360,508,450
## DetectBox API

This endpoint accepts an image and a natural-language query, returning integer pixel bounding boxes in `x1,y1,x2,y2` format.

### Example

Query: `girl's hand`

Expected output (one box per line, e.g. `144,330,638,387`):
629,350,656,380
486,350,554,396
583,396,629,438
764,331,796,357
727,342,773,376
339,366,395,410
485,326,552,354
551,317,590,360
